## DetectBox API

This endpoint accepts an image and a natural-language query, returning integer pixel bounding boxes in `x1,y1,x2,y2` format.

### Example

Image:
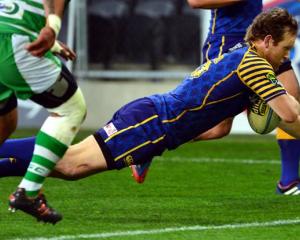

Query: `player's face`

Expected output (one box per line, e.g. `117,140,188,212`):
265,31,296,71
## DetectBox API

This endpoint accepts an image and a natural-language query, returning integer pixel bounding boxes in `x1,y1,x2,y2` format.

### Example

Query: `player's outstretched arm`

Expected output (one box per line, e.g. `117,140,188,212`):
187,0,242,9
26,0,67,57
268,94,299,123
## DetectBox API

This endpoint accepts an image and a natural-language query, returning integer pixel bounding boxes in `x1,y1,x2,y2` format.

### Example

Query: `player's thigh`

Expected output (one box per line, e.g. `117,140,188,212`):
0,33,61,100
94,98,167,170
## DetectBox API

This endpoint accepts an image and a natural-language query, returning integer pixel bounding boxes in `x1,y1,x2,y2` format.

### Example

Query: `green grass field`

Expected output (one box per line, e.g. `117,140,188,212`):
1,131,300,240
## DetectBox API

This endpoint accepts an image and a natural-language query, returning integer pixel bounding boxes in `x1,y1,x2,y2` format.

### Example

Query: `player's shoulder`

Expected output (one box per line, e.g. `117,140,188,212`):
238,48,274,77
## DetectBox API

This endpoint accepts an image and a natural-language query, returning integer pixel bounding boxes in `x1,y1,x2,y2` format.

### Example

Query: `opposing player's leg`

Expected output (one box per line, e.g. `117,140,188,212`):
9,65,86,223
0,33,86,223
276,65,300,195
130,161,152,184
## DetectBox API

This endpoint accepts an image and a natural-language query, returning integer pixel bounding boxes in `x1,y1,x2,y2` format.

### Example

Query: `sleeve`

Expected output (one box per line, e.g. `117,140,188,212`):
237,52,286,102
276,59,293,76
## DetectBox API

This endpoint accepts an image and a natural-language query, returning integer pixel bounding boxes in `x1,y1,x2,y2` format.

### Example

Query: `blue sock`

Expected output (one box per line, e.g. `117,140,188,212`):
0,137,35,177
278,139,300,186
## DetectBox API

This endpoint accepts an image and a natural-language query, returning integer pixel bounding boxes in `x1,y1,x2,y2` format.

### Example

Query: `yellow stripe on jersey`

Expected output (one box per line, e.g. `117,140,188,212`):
205,92,243,106
205,42,211,62
162,71,237,123
218,35,225,59
212,9,217,34
237,49,286,101
104,114,159,143
114,134,166,161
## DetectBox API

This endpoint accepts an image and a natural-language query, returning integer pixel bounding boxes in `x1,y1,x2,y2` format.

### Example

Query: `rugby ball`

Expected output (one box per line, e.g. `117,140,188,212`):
247,97,281,134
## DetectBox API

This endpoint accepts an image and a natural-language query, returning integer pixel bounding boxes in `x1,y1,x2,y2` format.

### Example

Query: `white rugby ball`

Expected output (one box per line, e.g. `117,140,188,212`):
247,97,281,134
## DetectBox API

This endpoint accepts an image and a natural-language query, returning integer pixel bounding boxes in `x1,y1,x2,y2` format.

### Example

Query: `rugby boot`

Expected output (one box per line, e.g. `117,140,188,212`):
9,188,62,224
130,161,152,183
276,180,300,195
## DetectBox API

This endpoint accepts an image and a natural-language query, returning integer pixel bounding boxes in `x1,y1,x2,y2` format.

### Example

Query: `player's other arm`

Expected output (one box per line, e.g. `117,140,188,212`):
43,0,66,19
187,0,242,9
26,0,67,57
268,94,300,139
268,94,299,123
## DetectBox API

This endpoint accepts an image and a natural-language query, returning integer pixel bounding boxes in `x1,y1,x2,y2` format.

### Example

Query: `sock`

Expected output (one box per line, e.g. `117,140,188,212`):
19,131,68,197
0,136,35,160
278,139,300,186
0,137,35,177
0,158,29,177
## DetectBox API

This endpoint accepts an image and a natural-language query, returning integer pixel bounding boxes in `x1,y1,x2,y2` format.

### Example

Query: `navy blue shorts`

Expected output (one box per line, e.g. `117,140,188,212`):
94,97,167,170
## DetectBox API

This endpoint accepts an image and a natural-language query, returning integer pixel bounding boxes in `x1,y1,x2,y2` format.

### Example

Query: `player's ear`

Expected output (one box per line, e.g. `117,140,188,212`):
264,35,273,48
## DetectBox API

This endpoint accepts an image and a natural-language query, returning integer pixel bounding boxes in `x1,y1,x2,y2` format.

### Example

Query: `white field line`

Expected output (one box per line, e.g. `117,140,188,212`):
157,156,280,165
12,219,300,240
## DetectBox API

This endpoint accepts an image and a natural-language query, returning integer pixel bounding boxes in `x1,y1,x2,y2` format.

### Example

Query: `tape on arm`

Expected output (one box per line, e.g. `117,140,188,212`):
47,14,62,37
51,40,63,53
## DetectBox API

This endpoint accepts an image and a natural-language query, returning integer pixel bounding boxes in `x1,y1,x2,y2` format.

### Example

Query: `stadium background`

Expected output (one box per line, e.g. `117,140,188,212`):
3,1,300,239
17,0,300,134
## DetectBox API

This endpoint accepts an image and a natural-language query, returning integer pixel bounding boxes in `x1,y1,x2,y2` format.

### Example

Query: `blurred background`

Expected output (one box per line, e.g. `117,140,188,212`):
18,0,300,134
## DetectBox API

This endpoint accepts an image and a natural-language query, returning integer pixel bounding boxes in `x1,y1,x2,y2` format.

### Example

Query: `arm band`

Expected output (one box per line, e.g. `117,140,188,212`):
47,14,62,36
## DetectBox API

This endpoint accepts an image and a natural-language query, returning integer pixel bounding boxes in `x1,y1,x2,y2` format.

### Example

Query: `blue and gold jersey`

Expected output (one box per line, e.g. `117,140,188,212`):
203,0,262,62
149,46,286,149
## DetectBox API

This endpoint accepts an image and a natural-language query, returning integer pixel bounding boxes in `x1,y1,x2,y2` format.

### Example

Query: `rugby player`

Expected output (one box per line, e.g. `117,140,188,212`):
131,0,300,196
1,8,299,202
0,0,86,223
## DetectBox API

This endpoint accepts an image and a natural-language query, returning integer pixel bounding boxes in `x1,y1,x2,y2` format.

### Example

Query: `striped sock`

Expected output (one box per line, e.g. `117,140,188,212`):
19,131,68,197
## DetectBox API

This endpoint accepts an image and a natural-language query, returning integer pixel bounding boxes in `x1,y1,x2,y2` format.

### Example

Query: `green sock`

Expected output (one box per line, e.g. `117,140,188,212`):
19,131,68,197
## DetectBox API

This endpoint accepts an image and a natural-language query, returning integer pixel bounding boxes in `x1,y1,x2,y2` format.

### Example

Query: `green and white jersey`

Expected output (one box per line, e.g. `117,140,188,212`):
0,0,45,38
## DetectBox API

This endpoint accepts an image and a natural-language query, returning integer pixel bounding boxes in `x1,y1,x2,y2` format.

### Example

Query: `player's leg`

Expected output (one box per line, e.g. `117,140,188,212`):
0,34,20,143
9,67,86,223
1,34,86,223
53,98,166,180
276,65,300,195
0,135,106,180
51,135,108,180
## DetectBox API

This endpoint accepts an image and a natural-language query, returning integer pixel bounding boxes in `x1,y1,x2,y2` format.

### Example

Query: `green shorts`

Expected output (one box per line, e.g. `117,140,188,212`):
0,33,62,101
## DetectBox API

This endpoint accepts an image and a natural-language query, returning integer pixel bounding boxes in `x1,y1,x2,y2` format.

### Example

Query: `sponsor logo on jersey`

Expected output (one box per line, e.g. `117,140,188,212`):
103,122,118,137
0,2,19,15
124,155,134,166
266,73,278,85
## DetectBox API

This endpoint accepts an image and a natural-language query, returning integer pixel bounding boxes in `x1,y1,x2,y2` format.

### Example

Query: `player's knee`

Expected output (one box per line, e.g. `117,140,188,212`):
49,88,87,131
63,88,86,125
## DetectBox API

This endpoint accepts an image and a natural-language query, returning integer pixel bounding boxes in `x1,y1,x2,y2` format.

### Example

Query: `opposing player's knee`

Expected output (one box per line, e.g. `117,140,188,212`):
54,88,87,126
43,88,87,144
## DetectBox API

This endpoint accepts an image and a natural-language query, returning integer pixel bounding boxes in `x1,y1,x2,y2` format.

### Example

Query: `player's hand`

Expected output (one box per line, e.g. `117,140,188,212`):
26,26,56,57
52,41,76,61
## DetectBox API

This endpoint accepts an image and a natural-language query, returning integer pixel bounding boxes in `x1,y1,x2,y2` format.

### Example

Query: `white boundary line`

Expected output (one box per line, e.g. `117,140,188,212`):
12,219,300,240
157,156,280,165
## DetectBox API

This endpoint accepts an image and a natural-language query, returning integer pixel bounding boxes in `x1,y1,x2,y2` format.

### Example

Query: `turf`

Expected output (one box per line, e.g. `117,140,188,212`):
1,131,300,240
